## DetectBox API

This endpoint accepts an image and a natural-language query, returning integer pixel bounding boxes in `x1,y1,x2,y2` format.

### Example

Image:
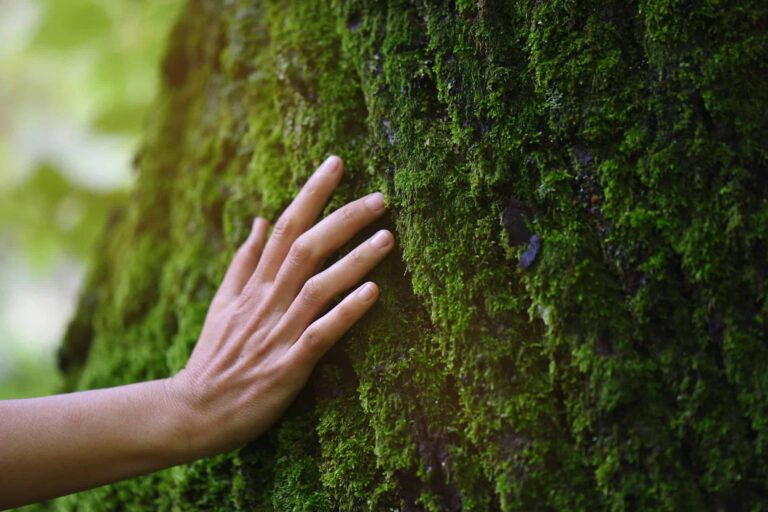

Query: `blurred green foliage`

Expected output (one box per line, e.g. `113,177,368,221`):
0,165,124,268
0,349,63,399
1,0,181,263
31,0,182,135
0,0,181,396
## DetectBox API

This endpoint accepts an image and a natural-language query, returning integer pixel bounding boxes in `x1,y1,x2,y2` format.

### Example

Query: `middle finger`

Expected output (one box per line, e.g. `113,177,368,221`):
248,155,343,286
270,191,388,309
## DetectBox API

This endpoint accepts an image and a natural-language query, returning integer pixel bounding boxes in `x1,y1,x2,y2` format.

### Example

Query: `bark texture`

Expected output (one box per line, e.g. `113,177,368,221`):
54,0,767,510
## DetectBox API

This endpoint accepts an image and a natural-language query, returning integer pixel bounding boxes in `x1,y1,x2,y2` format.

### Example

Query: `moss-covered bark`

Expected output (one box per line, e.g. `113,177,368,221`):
50,0,767,510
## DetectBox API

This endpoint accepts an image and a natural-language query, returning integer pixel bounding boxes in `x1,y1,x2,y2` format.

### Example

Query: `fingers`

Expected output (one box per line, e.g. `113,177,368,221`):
248,155,343,286
286,281,379,365
215,217,270,302
268,229,393,345
270,191,388,308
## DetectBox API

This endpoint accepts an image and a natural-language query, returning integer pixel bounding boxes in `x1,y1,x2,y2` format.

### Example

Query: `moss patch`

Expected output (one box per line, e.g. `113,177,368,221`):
43,0,768,510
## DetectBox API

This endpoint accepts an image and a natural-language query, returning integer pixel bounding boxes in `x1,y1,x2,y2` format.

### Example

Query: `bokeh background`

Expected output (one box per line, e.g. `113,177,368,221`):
0,0,180,398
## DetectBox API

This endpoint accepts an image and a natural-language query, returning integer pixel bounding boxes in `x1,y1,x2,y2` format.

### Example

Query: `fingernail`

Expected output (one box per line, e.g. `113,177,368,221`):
365,192,386,211
358,283,376,301
370,230,393,249
322,155,342,174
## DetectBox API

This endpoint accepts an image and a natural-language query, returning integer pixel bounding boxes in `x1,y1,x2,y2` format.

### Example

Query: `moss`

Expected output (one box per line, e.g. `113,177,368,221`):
41,0,768,510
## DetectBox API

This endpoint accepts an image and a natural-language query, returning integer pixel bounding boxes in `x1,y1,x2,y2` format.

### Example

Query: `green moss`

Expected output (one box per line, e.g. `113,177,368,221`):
43,0,768,510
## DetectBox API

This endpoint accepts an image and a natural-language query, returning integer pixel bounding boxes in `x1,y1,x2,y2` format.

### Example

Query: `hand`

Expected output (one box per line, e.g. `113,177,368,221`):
0,155,391,508
165,155,393,459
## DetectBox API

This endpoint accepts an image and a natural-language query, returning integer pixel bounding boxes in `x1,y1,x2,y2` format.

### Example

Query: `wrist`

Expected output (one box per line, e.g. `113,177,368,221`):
160,375,205,463
161,371,226,462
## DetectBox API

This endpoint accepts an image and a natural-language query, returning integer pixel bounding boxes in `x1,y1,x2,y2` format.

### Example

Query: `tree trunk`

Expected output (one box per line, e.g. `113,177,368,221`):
57,0,768,510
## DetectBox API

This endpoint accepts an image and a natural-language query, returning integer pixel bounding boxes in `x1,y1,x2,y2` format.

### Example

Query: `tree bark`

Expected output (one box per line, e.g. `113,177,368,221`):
56,0,768,510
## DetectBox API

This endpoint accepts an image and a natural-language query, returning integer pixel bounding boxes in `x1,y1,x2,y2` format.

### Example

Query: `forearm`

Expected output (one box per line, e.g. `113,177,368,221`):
0,379,187,509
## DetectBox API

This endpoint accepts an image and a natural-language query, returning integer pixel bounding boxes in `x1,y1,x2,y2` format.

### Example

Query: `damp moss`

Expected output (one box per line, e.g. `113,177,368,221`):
40,0,768,510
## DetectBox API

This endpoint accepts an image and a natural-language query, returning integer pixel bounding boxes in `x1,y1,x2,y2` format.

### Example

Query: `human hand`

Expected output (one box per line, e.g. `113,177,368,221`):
165,156,393,459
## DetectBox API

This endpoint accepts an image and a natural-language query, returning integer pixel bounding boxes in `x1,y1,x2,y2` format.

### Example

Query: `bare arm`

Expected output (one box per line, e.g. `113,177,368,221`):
0,155,393,509
0,380,188,507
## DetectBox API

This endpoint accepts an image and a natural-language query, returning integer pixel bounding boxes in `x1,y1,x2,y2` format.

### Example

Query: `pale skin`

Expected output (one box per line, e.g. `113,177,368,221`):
0,156,394,509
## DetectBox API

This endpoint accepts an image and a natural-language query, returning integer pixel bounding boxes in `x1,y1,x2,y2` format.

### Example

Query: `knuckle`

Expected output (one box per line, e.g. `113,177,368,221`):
263,359,290,383
349,247,367,266
230,298,248,318
301,276,326,305
303,182,320,198
339,204,356,223
272,216,293,238
233,294,255,315
302,327,325,353
288,237,314,266
233,289,269,318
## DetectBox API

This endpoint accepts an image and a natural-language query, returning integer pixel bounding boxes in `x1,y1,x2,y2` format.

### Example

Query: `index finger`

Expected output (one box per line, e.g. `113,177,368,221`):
248,155,343,285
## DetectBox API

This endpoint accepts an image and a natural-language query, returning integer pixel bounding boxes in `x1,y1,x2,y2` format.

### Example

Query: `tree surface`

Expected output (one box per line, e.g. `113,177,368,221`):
53,0,767,510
